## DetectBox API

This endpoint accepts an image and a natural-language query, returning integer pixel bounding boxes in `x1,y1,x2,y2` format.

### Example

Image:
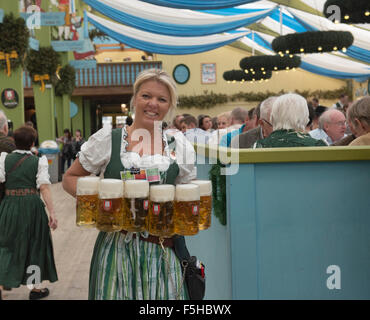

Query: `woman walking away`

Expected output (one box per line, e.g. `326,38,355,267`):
0,126,58,300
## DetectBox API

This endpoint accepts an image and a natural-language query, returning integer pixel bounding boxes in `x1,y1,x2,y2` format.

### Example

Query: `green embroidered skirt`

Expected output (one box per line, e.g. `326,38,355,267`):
88,231,188,300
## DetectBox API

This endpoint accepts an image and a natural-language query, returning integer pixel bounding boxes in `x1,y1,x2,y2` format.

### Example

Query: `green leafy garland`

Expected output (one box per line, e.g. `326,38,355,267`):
223,69,272,82
239,54,301,72
25,46,61,87
272,31,354,54
0,13,29,73
55,64,76,96
178,87,351,109
209,161,227,226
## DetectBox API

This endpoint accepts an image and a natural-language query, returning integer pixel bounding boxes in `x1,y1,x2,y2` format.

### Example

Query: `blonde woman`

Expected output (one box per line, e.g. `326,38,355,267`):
63,69,197,300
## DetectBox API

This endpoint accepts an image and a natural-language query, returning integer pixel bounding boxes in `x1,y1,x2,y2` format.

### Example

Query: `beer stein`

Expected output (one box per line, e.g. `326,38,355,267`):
174,184,200,236
97,179,124,232
148,184,175,238
76,176,100,228
122,180,150,232
191,180,212,230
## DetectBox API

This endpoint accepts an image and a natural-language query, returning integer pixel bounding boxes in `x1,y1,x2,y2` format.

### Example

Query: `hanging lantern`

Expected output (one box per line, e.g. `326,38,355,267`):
323,0,370,24
223,69,272,82
239,55,301,73
271,31,354,55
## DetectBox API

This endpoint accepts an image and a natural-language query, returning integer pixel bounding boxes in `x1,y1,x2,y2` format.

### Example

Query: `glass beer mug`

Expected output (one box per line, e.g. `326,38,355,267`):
174,184,200,236
148,184,175,238
97,179,124,232
191,180,212,230
76,176,100,227
122,180,150,232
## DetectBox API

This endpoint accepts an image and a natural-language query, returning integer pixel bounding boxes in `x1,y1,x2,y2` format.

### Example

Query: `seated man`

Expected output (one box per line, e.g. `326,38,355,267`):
183,115,211,145
309,109,347,145
219,107,250,147
231,97,277,149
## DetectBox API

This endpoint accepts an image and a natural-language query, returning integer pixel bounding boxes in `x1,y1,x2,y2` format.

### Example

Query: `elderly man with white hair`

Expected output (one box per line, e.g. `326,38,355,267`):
309,109,347,145
0,110,16,154
254,93,327,148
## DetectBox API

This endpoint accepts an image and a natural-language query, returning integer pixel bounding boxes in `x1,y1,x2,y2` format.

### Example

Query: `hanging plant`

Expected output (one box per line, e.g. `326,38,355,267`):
25,47,61,92
271,31,354,55
239,54,301,72
0,13,29,77
223,69,272,82
209,161,227,226
55,64,76,96
323,0,370,24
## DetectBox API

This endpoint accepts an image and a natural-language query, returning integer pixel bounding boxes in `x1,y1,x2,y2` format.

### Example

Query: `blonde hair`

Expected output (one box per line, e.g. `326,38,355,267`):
217,111,231,121
130,68,177,122
347,96,370,129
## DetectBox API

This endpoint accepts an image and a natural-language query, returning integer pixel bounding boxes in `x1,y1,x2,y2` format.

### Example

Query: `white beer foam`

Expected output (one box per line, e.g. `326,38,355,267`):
175,184,200,201
124,180,149,198
76,176,100,195
190,180,212,196
98,179,124,199
150,184,175,202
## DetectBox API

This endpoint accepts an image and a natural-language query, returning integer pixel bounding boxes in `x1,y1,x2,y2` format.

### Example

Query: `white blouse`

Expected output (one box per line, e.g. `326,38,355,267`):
0,150,51,189
78,125,197,184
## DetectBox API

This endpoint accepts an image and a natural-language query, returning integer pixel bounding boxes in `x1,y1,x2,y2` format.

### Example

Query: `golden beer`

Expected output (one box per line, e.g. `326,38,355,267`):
76,176,100,227
191,180,212,230
148,184,175,238
174,184,200,236
122,180,150,232
97,179,124,232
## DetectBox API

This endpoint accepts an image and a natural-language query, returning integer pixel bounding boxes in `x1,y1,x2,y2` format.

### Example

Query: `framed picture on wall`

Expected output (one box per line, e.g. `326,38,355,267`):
201,63,216,84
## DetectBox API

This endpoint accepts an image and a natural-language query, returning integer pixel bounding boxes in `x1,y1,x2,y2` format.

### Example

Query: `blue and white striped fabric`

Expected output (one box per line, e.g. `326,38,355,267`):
86,12,248,54
82,0,275,36
138,0,260,10
240,30,370,81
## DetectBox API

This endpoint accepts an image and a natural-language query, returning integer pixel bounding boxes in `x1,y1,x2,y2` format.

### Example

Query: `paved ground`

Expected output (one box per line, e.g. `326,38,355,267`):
3,182,99,300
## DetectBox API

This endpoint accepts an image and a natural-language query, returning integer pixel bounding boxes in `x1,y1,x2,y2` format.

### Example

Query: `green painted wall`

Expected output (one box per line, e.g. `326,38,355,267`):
71,96,83,134
0,0,24,130
83,99,92,139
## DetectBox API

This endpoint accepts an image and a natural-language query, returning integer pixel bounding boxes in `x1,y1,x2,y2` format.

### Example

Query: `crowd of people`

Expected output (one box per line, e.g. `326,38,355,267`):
164,93,370,149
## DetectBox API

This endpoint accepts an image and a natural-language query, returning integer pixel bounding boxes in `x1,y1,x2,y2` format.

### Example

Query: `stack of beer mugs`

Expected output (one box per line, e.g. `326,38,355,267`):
76,177,212,237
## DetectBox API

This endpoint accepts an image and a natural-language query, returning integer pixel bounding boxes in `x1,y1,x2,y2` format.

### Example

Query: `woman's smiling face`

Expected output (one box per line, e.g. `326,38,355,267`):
133,80,171,128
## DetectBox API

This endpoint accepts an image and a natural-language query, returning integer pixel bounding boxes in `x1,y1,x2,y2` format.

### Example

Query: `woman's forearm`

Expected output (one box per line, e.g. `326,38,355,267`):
40,184,55,215
62,158,91,197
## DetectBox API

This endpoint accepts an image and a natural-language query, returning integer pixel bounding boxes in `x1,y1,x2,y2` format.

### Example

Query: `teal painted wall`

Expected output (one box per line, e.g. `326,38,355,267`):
190,159,370,300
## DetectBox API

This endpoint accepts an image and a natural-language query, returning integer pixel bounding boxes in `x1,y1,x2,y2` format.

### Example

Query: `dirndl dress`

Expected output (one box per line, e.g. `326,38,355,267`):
80,127,196,300
0,152,58,288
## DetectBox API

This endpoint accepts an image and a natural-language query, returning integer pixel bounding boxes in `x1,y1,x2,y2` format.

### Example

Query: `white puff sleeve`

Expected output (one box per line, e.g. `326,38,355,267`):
0,152,8,183
36,155,51,188
78,126,112,175
173,132,197,184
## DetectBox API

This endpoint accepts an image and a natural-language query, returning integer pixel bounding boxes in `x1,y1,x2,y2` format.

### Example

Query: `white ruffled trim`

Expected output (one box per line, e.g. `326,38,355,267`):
78,125,196,183
12,150,33,154
36,155,51,188
0,152,8,183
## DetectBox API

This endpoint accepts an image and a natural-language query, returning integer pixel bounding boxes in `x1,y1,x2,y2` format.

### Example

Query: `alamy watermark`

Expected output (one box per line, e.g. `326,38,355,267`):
26,265,42,290
325,5,341,23
26,5,41,30
326,265,341,290
134,122,240,176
